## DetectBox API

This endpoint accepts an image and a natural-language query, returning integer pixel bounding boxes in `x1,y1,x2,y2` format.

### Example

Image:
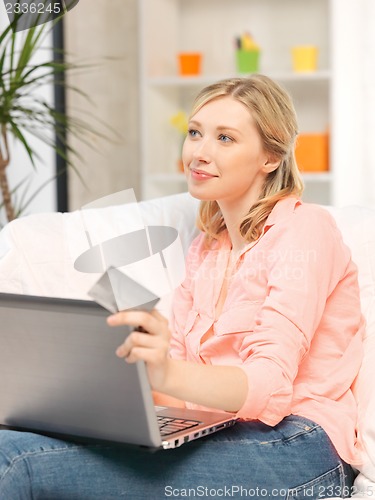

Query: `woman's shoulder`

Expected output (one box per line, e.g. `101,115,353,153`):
269,198,345,252
188,231,206,250
294,201,340,234
274,197,338,229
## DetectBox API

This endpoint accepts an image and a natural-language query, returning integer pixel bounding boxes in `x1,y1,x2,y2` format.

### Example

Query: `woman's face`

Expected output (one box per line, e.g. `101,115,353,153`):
182,96,275,207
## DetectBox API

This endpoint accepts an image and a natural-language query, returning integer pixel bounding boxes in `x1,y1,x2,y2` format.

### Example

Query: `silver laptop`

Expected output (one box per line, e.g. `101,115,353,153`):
0,292,236,449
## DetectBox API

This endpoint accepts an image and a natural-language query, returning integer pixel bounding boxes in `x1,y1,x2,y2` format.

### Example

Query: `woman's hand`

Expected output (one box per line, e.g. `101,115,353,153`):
107,309,171,392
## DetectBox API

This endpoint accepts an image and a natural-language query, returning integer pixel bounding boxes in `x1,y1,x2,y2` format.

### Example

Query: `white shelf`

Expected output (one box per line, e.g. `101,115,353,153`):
147,71,331,88
302,172,333,182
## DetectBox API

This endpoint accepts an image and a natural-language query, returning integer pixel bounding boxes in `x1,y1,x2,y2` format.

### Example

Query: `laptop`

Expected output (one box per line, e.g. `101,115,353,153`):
0,292,237,449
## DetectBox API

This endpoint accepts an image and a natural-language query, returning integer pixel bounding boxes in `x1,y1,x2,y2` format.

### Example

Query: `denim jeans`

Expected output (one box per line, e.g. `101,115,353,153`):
0,415,355,499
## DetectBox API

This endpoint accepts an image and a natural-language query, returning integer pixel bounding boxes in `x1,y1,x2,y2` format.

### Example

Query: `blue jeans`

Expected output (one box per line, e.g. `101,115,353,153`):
0,415,354,499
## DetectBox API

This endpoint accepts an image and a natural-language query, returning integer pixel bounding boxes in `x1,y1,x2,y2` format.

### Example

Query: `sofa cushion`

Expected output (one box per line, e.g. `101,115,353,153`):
0,192,200,314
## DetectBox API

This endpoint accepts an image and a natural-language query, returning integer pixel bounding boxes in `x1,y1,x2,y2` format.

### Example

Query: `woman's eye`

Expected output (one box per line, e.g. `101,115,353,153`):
218,134,233,143
188,129,200,138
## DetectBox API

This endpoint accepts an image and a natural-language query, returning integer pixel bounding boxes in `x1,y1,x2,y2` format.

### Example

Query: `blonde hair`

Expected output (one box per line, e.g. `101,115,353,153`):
191,75,304,244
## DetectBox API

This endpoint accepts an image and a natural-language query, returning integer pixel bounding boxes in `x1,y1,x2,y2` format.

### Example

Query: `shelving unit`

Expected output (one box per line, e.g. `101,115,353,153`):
139,0,333,204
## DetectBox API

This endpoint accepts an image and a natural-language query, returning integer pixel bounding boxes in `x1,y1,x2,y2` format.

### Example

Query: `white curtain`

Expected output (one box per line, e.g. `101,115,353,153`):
332,0,375,208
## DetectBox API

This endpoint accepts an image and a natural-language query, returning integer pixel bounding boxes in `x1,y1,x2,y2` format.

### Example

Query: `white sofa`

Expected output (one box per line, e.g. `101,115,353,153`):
0,192,374,497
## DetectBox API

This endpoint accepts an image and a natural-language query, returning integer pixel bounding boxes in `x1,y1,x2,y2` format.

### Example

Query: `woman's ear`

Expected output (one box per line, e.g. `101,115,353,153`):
263,157,280,174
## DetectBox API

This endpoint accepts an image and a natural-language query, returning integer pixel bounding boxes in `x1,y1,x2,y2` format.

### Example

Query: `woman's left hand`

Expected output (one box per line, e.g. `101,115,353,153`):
107,309,171,392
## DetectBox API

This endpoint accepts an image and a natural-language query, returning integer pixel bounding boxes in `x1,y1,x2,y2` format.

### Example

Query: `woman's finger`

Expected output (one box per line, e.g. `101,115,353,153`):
122,343,169,365
116,330,168,362
116,330,154,357
107,310,150,327
107,309,169,339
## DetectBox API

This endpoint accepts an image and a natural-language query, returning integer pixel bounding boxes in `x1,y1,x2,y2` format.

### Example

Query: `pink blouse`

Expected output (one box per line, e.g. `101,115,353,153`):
170,197,365,465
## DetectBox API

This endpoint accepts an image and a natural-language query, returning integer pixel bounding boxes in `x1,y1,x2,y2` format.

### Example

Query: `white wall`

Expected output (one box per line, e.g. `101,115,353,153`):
64,0,140,211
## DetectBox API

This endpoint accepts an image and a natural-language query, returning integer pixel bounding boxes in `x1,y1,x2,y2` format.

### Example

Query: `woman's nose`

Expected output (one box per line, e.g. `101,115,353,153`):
192,138,212,162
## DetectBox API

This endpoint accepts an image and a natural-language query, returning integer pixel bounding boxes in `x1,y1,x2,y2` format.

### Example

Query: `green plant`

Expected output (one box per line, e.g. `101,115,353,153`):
0,16,106,223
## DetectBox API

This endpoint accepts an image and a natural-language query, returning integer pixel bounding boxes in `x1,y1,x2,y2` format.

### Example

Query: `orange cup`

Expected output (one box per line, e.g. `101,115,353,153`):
177,52,202,76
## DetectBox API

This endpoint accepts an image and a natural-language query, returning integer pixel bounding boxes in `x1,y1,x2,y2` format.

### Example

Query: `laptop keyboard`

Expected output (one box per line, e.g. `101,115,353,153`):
157,416,200,437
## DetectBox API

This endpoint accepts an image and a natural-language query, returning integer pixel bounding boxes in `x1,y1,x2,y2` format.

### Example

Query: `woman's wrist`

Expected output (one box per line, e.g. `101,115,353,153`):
156,358,248,413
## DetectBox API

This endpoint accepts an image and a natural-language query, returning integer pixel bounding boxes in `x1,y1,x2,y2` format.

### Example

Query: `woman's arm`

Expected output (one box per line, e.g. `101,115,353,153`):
152,391,185,408
163,359,248,412
107,309,248,413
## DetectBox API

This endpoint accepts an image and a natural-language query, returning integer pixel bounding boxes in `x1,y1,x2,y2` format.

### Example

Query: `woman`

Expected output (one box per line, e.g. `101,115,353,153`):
0,75,364,498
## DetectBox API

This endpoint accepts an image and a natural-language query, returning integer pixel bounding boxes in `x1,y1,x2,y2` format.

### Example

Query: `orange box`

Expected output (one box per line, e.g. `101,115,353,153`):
177,52,202,76
295,133,329,172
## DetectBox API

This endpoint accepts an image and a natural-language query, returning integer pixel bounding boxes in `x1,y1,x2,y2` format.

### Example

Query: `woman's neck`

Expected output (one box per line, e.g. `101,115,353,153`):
218,196,258,254
227,227,247,255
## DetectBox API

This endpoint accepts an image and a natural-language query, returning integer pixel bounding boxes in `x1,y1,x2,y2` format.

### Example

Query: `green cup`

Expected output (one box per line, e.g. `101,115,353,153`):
236,49,260,74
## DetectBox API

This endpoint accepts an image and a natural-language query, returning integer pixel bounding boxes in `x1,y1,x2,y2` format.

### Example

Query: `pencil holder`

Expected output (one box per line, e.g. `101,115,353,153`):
236,49,260,74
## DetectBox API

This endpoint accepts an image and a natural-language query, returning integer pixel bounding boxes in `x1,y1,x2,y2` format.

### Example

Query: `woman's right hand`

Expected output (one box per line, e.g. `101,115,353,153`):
107,309,172,393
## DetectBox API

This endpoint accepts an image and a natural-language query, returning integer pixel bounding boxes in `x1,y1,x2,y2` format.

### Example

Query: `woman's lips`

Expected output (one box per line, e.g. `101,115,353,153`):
190,168,218,181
